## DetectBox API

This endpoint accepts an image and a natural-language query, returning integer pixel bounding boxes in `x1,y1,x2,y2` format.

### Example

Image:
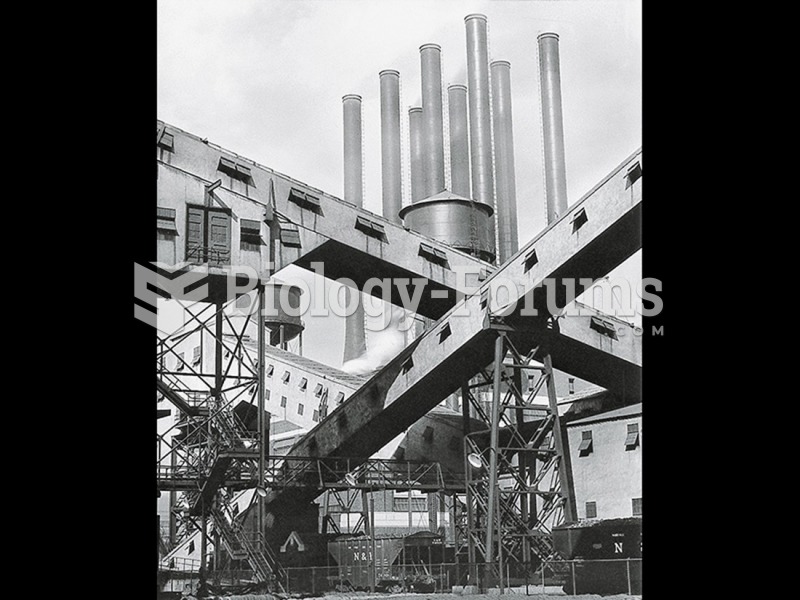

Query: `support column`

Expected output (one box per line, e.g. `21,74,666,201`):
543,353,577,523
257,284,266,546
484,333,506,587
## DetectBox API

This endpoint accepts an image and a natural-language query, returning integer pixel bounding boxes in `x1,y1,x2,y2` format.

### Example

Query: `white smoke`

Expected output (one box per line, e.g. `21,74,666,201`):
341,304,409,376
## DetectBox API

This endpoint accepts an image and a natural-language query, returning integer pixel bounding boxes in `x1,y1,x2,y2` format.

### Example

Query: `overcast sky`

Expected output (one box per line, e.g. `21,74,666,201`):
157,0,642,368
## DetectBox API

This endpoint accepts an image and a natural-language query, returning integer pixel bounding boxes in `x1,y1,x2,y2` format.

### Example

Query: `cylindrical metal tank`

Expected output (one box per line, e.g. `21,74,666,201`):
538,32,569,224
420,44,445,197
490,60,519,263
399,192,495,263
262,281,304,345
408,107,424,203
380,70,403,224
447,84,470,199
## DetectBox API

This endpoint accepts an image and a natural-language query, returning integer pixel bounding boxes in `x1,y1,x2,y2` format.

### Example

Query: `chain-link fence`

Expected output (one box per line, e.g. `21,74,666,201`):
279,559,640,596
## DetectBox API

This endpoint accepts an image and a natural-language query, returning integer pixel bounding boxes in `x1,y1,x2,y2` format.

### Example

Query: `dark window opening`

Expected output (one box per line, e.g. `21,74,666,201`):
571,207,588,232
419,242,449,268
578,430,593,456
355,216,388,242
288,187,324,215
280,396,287,408
299,377,308,391
625,422,640,449
632,497,642,516
282,371,290,384
157,207,178,233
625,161,642,188
297,403,304,416
524,248,538,272
438,322,452,343
157,131,174,152
590,316,618,340
240,218,262,251
279,223,302,248
218,156,254,184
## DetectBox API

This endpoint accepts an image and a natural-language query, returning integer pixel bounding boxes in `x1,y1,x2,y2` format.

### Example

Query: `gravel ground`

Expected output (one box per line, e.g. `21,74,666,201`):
314,593,641,600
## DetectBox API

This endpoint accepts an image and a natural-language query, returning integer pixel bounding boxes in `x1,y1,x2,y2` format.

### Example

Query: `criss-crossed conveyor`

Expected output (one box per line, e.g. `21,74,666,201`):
261,148,642,516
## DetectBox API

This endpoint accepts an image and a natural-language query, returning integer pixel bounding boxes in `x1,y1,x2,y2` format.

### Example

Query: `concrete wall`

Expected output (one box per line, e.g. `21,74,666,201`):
567,409,642,520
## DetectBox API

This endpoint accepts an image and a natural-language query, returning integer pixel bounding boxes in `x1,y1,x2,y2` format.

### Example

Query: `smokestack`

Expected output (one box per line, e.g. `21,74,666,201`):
447,84,470,198
464,14,496,256
490,61,519,263
380,70,403,224
420,44,445,197
342,94,363,207
408,107,424,203
538,33,569,224
342,94,367,364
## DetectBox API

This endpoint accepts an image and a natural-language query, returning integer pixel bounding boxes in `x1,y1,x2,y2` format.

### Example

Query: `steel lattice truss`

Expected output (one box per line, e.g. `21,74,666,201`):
460,328,570,581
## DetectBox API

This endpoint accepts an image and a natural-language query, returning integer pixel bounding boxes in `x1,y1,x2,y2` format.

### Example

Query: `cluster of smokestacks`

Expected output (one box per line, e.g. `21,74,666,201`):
342,14,569,367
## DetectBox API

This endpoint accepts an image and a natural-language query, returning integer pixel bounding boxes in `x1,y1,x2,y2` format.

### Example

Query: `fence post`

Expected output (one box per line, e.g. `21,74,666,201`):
571,561,576,596
626,559,631,595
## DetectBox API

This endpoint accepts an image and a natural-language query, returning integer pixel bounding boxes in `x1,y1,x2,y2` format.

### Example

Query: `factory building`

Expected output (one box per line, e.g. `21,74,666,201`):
155,9,643,597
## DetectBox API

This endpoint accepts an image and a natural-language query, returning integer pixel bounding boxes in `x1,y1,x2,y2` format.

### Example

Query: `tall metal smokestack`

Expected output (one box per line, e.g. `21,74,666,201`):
538,33,569,224
342,94,366,364
420,44,445,197
490,61,519,263
408,107,424,203
448,84,470,198
464,14,496,256
380,70,403,224
342,94,363,207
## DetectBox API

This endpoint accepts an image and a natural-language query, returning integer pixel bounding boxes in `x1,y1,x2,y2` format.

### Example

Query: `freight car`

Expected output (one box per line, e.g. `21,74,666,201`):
552,517,642,595
327,532,444,592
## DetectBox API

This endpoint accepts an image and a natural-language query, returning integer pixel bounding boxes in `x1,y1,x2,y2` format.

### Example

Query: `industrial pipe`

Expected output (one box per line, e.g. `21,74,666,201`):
490,61,519,263
380,70,403,224
448,84,470,198
420,44,445,197
538,33,569,224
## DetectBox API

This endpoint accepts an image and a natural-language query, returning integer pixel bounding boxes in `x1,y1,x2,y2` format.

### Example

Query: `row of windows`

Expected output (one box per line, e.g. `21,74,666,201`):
172,347,201,371
578,423,640,456
585,498,642,519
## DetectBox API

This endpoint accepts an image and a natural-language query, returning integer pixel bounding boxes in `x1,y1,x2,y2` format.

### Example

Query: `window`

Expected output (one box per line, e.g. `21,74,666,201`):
266,364,274,377
632,497,642,516
625,161,642,188
437,322,452,343
191,346,201,367
186,205,231,267
312,409,319,422
578,430,593,456
625,422,640,449
288,187,323,215
393,491,427,512
265,389,270,401
589,316,618,340
422,426,434,442
298,377,308,391
401,357,413,374
279,223,302,248
240,219,262,251
282,371,291,384
157,207,178,233
157,130,174,152
523,248,538,272
571,207,588,232
188,540,195,554
176,353,185,372
334,391,345,405
218,156,254,184
585,501,597,519
355,215,387,242
297,403,304,416
313,383,324,397
280,396,287,408
419,242,449,267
